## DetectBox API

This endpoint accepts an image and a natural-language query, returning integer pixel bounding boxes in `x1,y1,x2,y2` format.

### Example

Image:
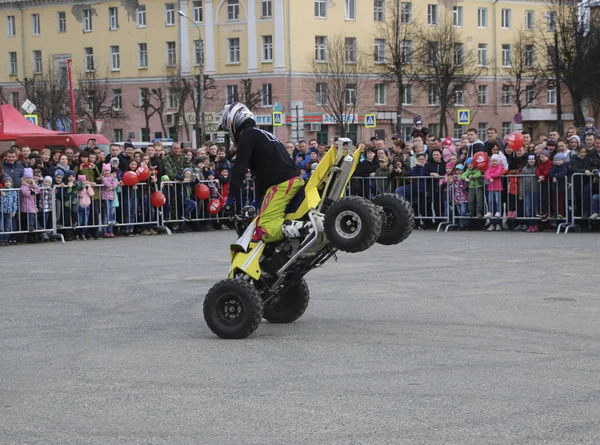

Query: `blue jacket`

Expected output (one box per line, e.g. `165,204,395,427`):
1,189,18,214
549,163,568,189
410,165,428,192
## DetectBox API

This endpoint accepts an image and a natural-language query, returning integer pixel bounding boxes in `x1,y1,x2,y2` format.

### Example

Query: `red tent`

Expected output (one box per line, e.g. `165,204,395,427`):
0,104,58,140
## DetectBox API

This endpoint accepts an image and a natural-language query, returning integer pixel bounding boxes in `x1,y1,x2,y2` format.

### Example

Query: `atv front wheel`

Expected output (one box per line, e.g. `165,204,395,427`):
324,196,382,253
372,193,415,245
263,278,310,324
203,279,263,339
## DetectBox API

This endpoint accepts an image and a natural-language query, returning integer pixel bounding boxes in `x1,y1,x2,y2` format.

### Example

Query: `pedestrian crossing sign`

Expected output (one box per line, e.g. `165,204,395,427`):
457,109,471,126
24,114,38,126
364,114,376,128
272,111,283,127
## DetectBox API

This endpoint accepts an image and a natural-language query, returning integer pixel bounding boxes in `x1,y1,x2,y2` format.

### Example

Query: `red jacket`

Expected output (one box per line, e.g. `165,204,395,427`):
536,160,553,183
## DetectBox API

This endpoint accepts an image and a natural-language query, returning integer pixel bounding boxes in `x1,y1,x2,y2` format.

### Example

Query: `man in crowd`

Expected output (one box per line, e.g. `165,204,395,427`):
164,142,189,179
119,142,134,171
2,148,25,188
485,127,505,153
146,145,165,178
466,128,485,158
584,133,595,151
285,141,295,158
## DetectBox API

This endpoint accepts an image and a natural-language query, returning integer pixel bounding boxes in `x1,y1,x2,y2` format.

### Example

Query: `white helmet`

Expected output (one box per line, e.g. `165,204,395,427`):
217,102,255,143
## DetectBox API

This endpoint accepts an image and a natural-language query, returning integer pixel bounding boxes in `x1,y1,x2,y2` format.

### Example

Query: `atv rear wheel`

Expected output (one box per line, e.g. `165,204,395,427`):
263,278,310,324
203,279,263,339
324,196,382,253
372,193,415,245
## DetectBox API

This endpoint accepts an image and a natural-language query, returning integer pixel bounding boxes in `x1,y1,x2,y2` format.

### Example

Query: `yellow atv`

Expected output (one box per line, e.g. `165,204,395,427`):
203,138,414,339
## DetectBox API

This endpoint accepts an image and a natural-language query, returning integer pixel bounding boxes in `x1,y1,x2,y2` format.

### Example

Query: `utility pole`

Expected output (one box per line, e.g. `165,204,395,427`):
554,30,563,135
178,10,205,148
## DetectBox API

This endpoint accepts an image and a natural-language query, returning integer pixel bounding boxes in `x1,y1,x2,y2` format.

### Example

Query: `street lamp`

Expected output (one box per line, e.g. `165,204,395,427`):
178,10,205,147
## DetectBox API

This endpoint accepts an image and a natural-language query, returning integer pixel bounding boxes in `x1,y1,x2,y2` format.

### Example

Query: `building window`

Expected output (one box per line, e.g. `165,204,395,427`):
402,85,412,105
428,4,438,25
478,123,488,141
167,87,178,109
315,0,327,18
261,35,273,62
31,13,41,35
453,6,463,27
478,85,488,105
428,84,439,106
345,37,357,63
375,84,386,105
165,3,175,26
57,12,66,33
453,123,463,139
548,87,557,105
10,92,19,108
228,38,240,63
547,11,557,32
345,84,357,106
526,85,535,104
33,50,42,73
9,52,17,75
454,89,464,105
502,85,511,105
315,36,328,62
478,43,488,66
228,0,240,21
82,9,92,32
193,1,203,22
401,2,412,24
374,0,385,22
194,40,204,66
262,83,272,106
166,41,177,66
112,89,122,110
84,47,94,72
345,0,356,20
113,129,123,142
402,39,412,64
109,7,119,30
226,84,238,104
7,16,15,37
525,45,535,68
138,43,148,68
501,9,511,29
137,5,147,27
502,122,511,137
111,45,120,71
428,124,439,138
316,82,328,105
502,44,511,67
261,0,272,18
428,41,439,65
525,11,534,30
454,43,464,66
374,39,386,63
478,8,488,28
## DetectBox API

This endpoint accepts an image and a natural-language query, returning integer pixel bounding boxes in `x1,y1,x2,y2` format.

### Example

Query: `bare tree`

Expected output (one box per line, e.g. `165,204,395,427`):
165,69,192,141
0,87,8,105
75,70,127,133
375,0,420,133
133,87,167,140
415,15,484,135
181,74,217,143
239,79,263,111
305,33,369,137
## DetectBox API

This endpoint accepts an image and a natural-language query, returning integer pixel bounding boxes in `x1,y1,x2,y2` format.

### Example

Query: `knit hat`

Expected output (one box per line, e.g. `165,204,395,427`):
110,157,119,165
528,154,536,160
208,170,216,176
182,168,192,176
569,135,581,145
491,154,500,161
53,169,64,178
77,175,86,182
466,157,473,165
161,175,170,182
546,139,557,146
66,170,75,178
446,162,455,170
554,152,568,162
539,150,550,157
586,117,594,124
43,176,53,184
102,163,111,172
455,164,465,170
2,175,12,184
416,120,422,126
443,137,453,147
23,168,33,179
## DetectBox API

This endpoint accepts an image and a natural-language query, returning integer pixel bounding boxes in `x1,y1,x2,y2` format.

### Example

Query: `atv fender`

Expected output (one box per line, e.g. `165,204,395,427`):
229,241,266,281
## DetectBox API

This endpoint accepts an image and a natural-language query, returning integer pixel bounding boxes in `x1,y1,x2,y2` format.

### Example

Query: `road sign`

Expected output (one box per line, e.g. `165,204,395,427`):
21,100,36,114
514,123,523,132
273,102,283,112
24,114,38,126
364,114,376,128
457,109,471,126
272,111,283,127
514,113,523,124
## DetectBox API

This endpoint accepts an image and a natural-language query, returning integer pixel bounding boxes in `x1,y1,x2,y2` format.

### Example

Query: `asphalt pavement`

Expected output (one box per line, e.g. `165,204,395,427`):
1,230,599,445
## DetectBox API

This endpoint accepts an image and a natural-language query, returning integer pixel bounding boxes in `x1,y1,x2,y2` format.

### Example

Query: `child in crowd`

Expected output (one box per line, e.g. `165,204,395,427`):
110,157,122,179
100,163,118,238
484,154,504,230
242,170,254,207
536,150,553,222
33,168,42,186
442,138,457,163
61,171,80,241
461,158,484,219
0,176,18,245
20,168,40,232
550,152,568,219
182,168,197,221
76,174,94,240
39,176,54,239
452,164,469,230
520,154,540,232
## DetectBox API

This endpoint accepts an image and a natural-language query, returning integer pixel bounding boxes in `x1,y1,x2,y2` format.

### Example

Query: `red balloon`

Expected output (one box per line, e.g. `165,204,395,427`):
123,171,139,186
473,152,489,171
151,191,166,208
136,165,150,181
208,199,223,215
195,183,210,200
507,132,525,150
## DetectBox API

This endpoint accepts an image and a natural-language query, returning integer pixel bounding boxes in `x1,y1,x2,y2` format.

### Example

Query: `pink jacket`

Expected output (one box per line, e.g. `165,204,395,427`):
79,185,95,207
101,175,118,200
484,164,504,191
442,146,457,163
20,183,40,213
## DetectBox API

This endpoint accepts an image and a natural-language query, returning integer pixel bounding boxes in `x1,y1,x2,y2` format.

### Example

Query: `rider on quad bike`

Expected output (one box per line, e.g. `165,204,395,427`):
219,102,311,241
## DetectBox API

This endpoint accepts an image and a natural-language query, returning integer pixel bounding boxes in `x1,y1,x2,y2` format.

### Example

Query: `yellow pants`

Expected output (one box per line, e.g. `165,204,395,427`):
254,176,304,243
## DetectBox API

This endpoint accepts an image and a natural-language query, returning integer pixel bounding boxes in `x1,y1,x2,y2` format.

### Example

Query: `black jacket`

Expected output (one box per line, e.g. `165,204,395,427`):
231,127,298,198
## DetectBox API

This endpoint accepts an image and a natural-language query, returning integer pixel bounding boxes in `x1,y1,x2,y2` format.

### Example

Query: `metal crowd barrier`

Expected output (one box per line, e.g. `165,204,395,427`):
561,172,600,234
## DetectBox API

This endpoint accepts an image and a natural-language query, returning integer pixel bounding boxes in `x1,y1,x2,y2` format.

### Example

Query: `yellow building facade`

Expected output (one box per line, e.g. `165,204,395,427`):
0,0,563,144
